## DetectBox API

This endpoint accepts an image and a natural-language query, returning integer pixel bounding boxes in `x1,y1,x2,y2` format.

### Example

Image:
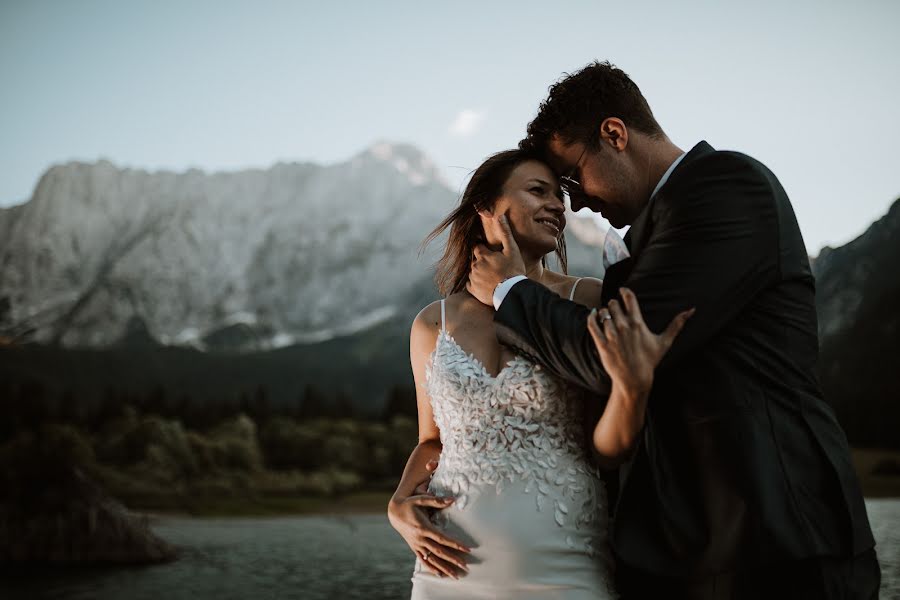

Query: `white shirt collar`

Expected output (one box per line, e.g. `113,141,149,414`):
649,151,687,201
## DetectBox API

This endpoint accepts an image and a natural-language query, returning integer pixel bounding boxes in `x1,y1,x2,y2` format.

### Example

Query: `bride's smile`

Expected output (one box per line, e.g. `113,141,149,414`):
478,160,567,258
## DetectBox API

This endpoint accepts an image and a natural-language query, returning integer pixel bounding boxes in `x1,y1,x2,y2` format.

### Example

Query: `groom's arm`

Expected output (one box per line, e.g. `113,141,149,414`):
495,151,781,391
495,279,611,394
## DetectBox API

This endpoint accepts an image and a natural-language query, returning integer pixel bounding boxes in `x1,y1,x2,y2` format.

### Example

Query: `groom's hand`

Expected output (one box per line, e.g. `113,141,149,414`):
466,213,526,306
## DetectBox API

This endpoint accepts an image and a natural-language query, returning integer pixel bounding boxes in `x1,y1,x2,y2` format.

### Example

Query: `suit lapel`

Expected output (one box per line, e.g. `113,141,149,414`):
602,141,717,304
623,199,654,259
602,183,654,304
601,257,633,304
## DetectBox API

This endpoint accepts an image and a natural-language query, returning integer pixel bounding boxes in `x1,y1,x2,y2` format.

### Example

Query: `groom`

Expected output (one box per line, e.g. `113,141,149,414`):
467,62,880,599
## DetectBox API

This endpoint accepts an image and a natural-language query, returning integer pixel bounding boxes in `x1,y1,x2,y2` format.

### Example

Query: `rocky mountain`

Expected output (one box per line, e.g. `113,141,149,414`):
813,198,900,448
0,143,607,352
1,143,445,349
0,144,607,416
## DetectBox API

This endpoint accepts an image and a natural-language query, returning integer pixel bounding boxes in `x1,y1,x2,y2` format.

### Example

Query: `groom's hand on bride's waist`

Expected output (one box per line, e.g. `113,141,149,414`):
467,212,526,306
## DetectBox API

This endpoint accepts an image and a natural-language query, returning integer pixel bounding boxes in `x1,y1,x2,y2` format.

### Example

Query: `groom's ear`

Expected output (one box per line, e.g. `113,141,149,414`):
599,118,628,151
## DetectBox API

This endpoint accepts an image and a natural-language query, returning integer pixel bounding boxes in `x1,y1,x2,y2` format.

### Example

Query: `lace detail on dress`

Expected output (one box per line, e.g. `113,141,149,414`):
424,329,606,556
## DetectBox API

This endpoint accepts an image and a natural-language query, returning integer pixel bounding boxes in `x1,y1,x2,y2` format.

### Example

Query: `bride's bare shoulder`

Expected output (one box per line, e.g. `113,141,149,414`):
412,293,479,332
541,272,603,306
571,277,603,306
550,273,603,308
412,300,443,334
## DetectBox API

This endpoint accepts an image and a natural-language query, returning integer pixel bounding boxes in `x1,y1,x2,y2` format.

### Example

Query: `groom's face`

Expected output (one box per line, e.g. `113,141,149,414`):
546,135,639,228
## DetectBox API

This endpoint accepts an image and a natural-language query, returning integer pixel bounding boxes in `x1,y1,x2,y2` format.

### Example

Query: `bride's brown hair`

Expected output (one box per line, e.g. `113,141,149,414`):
421,149,568,297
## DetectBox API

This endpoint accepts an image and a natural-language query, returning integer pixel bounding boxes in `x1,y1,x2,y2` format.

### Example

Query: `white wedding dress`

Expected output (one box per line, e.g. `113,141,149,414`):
410,294,617,600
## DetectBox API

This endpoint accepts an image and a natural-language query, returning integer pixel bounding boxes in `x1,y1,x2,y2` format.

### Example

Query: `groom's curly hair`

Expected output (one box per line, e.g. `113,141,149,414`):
520,61,664,154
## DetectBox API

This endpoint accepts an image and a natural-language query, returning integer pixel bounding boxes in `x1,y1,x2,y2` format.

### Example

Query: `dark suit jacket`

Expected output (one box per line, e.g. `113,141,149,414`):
494,141,875,577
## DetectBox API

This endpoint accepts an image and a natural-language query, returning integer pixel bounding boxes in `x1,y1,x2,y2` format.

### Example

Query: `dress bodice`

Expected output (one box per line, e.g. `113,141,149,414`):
424,300,605,544
410,297,616,598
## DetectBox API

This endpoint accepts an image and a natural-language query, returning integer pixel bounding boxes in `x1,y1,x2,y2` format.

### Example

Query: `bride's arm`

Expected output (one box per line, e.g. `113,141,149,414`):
387,302,470,579
586,289,693,466
569,278,621,469
590,384,648,470
390,303,443,503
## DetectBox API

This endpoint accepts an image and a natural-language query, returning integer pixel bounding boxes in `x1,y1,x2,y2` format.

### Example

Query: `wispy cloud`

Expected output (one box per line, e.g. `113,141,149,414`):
448,109,486,137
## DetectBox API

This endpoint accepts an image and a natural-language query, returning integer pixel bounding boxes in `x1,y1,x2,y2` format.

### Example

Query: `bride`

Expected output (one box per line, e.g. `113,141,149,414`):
387,149,691,599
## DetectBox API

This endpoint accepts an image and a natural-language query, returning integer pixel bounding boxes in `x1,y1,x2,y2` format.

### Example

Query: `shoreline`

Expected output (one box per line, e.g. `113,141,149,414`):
133,490,394,520
137,493,900,522
125,447,900,519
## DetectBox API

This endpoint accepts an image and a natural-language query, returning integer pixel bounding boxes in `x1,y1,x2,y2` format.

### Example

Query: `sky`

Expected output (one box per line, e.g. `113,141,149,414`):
1,0,898,253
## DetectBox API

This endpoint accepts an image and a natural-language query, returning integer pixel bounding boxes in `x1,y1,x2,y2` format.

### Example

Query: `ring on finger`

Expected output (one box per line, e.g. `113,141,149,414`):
599,310,613,324
421,550,430,561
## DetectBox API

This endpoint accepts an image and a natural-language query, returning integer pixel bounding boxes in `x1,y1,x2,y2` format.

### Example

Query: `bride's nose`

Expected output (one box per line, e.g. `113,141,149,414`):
547,196,565,214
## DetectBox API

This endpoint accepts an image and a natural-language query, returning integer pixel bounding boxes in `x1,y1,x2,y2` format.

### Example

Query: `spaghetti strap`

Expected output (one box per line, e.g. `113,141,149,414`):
440,298,446,332
569,278,583,301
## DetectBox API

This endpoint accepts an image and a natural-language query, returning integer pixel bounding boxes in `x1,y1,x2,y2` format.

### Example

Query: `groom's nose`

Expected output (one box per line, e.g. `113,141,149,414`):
568,191,587,212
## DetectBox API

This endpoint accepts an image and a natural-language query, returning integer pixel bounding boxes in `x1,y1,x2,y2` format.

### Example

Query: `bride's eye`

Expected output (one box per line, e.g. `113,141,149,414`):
530,186,545,195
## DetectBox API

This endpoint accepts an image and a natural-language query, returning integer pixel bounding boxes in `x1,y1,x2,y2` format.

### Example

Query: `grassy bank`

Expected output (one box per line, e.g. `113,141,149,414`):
0,412,416,524
4,417,897,526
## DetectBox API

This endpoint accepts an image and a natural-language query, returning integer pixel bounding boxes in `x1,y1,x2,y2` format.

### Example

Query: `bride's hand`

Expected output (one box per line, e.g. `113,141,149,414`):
387,492,470,579
587,287,694,397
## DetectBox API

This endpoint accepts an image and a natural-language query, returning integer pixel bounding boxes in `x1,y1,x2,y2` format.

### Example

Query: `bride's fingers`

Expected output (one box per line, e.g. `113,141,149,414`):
417,549,444,577
587,309,608,351
607,299,628,332
423,524,471,554
421,547,459,579
422,538,469,572
419,549,452,578
619,288,644,324
659,308,696,353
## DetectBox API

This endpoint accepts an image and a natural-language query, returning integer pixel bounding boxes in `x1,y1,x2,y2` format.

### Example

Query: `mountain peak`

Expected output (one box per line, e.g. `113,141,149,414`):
355,141,446,187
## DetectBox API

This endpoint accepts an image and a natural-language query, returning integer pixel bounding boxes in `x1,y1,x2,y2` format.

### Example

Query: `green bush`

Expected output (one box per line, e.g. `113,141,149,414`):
93,415,199,481
205,414,263,471
259,417,327,470
322,436,367,470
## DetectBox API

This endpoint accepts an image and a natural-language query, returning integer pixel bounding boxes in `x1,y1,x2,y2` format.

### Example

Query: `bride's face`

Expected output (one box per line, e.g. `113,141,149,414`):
480,160,566,256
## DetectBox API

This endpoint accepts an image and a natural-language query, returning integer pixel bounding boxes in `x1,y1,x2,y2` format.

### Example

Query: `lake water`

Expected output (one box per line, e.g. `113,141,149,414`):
1,500,897,599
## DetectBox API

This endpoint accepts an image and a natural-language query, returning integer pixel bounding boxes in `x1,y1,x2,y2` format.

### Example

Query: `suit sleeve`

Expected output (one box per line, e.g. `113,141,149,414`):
495,278,610,394
494,152,780,392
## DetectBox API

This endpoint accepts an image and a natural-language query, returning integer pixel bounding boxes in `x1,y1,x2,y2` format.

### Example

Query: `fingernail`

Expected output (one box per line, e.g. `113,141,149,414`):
590,308,597,316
